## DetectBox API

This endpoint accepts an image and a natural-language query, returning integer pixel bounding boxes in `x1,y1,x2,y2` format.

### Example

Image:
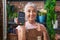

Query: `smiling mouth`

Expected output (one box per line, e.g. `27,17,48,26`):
30,16,34,18
30,15,34,17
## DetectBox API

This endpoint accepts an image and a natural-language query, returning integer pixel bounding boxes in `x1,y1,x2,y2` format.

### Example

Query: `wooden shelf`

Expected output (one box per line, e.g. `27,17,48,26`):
7,33,17,40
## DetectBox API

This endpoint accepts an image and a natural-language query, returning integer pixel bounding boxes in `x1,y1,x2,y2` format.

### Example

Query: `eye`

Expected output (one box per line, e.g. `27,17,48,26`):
33,10,36,12
28,10,30,13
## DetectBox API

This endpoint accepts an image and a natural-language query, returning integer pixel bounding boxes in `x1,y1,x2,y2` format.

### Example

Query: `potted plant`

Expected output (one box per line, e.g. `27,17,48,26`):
37,9,47,24
7,3,18,22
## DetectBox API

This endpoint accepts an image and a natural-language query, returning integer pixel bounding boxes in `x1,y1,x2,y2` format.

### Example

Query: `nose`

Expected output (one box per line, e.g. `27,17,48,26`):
30,11,33,15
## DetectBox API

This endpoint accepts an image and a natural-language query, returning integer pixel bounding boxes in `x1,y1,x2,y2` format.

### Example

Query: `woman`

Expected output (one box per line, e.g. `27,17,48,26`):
15,2,49,40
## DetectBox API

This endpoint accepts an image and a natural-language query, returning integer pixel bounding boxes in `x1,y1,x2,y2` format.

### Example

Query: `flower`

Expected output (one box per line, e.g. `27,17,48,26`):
39,9,47,14
38,9,47,16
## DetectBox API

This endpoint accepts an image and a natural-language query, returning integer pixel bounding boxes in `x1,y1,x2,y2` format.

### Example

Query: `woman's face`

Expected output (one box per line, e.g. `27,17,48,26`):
25,6,37,21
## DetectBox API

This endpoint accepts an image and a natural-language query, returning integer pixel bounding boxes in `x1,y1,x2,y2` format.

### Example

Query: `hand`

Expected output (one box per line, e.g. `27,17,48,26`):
14,18,25,26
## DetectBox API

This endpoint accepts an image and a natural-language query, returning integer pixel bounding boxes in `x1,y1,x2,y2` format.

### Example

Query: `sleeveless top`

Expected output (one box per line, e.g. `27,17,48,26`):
16,21,43,40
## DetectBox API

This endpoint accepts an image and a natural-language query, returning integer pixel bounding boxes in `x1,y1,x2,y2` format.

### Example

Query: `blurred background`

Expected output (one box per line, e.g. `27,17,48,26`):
0,0,60,40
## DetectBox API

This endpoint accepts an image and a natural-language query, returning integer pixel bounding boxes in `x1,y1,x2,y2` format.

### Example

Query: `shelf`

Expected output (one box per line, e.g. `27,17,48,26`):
54,28,60,30
54,28,60,34
8,21,16,25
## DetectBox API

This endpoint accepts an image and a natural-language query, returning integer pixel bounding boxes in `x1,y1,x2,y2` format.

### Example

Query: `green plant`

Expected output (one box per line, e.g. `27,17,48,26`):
38,9,47,16
7,3,12,20
44,0,56,40
7,4,18,21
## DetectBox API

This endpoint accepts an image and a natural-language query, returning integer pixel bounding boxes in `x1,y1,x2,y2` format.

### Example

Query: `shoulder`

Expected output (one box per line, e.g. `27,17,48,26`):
37,23,47,32
37,23,45,29
40,24,46,29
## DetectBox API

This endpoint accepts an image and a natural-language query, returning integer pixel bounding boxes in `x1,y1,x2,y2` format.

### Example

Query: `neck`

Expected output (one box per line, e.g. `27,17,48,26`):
28,20,36,24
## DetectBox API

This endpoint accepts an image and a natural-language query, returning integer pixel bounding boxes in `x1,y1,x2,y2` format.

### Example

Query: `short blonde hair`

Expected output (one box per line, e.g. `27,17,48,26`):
24,2,37,12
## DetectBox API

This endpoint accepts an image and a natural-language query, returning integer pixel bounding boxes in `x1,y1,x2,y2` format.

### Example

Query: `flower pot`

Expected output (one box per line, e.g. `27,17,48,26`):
38,15,46,24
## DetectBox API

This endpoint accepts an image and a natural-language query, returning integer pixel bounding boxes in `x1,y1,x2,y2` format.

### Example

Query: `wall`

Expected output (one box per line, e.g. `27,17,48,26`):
9,1,44,11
